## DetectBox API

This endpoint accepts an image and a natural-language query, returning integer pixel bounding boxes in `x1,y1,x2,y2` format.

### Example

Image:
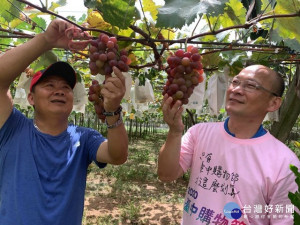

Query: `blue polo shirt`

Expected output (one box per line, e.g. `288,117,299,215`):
0,108,106,225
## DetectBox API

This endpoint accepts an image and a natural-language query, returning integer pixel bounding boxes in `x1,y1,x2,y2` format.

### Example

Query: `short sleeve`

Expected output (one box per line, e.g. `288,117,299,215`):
84,128,107,168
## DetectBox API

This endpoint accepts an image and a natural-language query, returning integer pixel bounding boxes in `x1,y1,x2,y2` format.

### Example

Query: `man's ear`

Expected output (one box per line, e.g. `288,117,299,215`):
27,92,34,106
267,96,282,112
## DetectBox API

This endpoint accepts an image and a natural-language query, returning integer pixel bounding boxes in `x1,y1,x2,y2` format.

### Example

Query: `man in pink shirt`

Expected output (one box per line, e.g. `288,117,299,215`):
158,65,300,225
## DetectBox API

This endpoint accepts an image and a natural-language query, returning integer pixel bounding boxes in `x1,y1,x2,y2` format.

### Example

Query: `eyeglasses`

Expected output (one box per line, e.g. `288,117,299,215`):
229,79,279,97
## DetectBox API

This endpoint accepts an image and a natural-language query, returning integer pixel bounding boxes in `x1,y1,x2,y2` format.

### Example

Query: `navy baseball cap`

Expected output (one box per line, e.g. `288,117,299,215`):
30,61,76,92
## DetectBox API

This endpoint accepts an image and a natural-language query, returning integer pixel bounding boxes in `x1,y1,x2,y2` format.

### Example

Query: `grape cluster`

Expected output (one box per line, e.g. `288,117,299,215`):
88,80,106,121
88,33,131,76
163,46,204,105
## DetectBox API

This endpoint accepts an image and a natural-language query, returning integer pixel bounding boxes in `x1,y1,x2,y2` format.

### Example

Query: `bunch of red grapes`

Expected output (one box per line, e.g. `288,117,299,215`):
88,33,131,76
163,46,204,105
88,80,106,121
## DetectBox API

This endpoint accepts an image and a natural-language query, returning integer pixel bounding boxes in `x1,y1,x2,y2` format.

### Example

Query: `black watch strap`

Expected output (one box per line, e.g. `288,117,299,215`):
105,114,123,129
103,106,122,116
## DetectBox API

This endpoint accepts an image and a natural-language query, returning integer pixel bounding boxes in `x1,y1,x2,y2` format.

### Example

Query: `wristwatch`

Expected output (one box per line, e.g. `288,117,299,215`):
103,106,122,116
105,113,123,129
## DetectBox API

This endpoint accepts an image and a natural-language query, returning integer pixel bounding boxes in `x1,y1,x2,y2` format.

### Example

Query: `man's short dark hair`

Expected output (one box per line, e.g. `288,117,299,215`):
273,71,285,97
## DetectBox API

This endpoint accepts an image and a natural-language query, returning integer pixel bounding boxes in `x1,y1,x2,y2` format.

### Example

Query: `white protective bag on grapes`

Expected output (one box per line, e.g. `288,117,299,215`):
130,86,136,104
185,73,206,111
13,72,31,109
264,110,279,122
121,102,132,114
130,85,150,112
205,71,229,116
134,78,155,103
122,72,132,101
73,82,88,113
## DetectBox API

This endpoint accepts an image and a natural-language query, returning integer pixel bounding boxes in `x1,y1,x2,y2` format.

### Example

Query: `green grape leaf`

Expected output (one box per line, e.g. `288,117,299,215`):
204,16,222,31
49,2,61,12
228,60,244,76
29,16,47,33
261,0,277,10
221,0,246,27
156,0,228,29
241,0,263,19
288,164,300,224
0,36,12,46
78,14,87,24
160,29,175,41
273,17,300,40
294,212,300,225
14,16,47,34
272,0,300,45
270,30,300,53
283,39,300,53
250,50,287,66
221,51,247,76
290,164,300,189
116,28,134,49
32,51,59,72
250,53,270,65
56,0,67,6
100,0,138,29
65,15,77,23
252,36,268,44
200,35,217,42
117,27,135,38
84,0,102,9
142,0,160,21
229,53,247,65
216,30,231,42
7,17,22,29
201,52,222,69
0,0,24,23
222,51,248,65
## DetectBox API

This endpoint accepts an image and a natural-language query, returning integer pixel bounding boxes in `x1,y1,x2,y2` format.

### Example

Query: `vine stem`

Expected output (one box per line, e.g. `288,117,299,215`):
15,0,300,44
9,0,300,69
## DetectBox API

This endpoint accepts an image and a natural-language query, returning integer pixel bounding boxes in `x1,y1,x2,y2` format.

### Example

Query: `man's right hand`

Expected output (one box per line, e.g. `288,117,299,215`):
43,19,85,50
161,94,185,134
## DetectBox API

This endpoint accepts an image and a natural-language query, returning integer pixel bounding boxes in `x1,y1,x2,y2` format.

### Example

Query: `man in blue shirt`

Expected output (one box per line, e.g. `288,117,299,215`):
0,19,128,225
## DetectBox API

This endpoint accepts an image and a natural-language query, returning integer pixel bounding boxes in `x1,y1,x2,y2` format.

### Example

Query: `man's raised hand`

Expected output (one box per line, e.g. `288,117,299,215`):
100,66,126,113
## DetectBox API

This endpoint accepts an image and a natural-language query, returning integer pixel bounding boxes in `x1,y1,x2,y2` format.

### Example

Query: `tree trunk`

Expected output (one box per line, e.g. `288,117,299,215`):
270,64,300,143
129,119,133,140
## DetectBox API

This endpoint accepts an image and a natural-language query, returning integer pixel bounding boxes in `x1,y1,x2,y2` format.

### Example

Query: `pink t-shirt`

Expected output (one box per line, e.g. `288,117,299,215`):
180,122,300,225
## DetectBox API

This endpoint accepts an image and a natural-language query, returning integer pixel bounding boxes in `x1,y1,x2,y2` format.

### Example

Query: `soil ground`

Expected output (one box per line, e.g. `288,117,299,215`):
82,132,189,225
